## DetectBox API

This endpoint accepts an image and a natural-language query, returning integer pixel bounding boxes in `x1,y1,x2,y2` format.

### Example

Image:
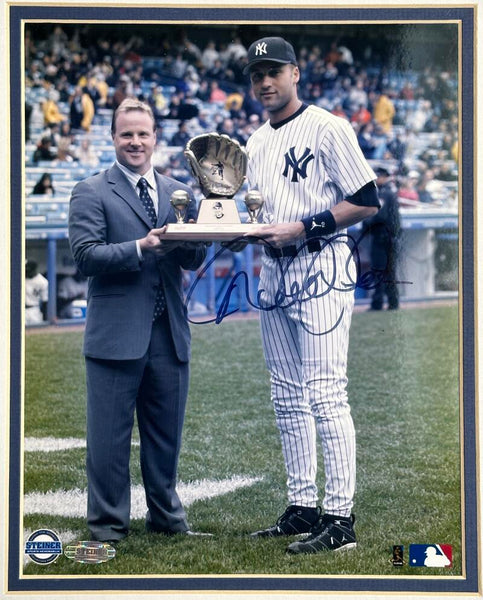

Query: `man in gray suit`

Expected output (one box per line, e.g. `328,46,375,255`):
69,98,207,543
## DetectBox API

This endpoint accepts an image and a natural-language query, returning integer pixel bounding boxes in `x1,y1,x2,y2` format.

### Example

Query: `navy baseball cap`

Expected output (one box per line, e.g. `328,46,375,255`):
243,37,297,74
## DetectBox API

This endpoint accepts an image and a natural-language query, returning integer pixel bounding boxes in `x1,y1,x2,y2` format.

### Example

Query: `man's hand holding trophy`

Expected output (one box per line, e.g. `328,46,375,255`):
164,133,266,241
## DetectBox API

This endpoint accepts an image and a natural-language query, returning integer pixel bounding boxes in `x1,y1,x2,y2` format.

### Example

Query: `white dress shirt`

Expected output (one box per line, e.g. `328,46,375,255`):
116,161,158,259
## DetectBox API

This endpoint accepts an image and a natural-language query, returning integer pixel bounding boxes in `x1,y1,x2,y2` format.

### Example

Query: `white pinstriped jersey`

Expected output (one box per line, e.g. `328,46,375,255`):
246,102,375,515
246,103,376,225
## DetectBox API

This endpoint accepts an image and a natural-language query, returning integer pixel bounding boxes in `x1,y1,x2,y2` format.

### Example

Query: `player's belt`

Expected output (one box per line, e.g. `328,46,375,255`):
264,239,321,258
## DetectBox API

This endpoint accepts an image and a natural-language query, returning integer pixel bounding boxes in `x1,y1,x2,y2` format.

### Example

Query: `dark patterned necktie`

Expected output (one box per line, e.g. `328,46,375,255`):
137,177,165,320
137,177,157,227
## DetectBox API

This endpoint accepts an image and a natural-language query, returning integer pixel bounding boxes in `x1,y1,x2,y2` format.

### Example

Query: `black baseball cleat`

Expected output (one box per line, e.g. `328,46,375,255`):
250,505,321,538
286,513,357,554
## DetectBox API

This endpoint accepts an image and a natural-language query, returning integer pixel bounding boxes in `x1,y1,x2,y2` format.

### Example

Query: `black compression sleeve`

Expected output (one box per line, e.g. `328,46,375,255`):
345,180,380,207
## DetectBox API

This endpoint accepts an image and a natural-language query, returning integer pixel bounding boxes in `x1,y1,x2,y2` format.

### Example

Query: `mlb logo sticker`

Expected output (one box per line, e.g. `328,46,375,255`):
409,544,452,567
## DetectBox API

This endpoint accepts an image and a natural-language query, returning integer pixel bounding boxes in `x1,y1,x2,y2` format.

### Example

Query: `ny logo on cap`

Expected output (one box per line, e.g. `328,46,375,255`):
255,42,268,56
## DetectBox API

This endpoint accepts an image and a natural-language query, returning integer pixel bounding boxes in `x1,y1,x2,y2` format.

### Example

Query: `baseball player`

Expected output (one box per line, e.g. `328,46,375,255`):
242,37,379,554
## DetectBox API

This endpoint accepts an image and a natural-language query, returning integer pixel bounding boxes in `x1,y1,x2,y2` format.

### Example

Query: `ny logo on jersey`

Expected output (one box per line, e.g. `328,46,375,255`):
282,147,315,182
255,42,268,56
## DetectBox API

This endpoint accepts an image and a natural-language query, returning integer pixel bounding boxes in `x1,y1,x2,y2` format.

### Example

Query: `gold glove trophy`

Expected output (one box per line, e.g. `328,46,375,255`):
164,133,266,241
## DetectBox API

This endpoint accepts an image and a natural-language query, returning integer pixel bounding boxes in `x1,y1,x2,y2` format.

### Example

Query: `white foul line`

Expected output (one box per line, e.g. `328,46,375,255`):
24,476,262,520
24,437,139,452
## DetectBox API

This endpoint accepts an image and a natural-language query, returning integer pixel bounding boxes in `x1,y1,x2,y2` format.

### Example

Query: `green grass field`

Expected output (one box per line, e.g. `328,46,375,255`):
22,304,461,579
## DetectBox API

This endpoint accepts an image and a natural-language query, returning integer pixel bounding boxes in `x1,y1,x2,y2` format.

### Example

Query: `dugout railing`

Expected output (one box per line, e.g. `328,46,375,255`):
24,193,458,326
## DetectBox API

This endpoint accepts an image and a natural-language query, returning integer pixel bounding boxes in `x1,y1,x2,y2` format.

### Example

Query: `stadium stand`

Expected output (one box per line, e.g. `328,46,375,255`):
23,24,459,324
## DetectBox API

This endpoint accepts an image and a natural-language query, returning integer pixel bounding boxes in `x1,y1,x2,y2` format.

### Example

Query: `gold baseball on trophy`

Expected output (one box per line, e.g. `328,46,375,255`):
244,190,264,223
170,190,190,223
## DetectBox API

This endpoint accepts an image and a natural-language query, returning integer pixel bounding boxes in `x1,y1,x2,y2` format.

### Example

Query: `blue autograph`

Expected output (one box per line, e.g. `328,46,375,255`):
185,227,411,335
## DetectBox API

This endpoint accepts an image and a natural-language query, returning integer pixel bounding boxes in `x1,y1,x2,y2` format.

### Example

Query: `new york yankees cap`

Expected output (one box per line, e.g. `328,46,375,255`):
243,37,297,74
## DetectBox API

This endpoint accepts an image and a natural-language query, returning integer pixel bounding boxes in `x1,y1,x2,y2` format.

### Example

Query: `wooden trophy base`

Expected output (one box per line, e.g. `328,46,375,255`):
163,222,268,241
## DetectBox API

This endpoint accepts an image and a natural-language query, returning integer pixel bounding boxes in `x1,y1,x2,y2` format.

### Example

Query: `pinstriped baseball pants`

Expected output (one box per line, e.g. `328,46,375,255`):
258,242,356,517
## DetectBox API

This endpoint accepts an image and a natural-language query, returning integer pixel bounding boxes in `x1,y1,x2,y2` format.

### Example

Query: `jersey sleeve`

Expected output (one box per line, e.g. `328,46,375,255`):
321,117,376,197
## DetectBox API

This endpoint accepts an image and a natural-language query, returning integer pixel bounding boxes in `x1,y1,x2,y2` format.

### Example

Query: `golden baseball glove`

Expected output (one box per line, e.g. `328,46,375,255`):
184,133,247,198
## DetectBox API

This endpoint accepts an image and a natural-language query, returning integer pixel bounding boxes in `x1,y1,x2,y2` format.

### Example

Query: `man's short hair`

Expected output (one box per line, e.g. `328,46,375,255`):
375,167,390,178
111,98,156,134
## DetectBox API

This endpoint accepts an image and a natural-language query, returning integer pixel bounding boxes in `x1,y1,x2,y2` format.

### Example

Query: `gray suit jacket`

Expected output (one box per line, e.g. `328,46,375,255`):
68,164,206,362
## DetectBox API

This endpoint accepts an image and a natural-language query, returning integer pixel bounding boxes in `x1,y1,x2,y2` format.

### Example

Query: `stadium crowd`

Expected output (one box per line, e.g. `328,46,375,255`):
24,24,459,209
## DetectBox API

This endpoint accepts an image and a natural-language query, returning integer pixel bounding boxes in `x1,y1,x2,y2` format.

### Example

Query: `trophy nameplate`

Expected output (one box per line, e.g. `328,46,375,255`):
163,133,268,242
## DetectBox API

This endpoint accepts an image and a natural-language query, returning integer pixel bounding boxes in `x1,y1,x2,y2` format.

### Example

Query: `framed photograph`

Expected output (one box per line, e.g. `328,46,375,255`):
2,2,479,599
